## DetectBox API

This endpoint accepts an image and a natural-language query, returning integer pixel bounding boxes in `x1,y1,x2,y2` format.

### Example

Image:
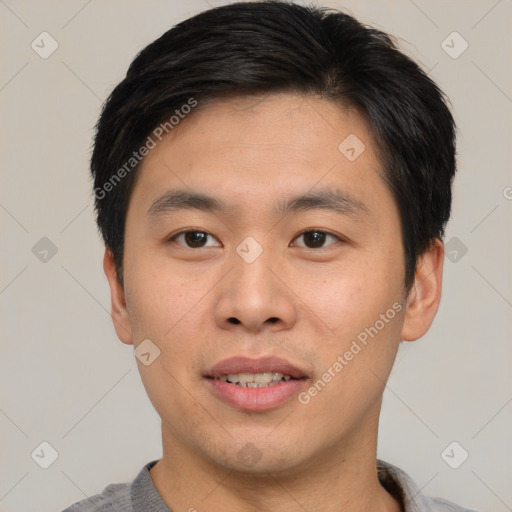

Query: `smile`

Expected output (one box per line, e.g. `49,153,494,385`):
205,356,309,411
217,372,294,387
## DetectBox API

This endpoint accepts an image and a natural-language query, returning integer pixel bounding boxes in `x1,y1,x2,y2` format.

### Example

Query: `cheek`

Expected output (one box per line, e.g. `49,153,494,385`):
124,247,202,338
319,249,405,395
124,255,209,410
299,249,404,345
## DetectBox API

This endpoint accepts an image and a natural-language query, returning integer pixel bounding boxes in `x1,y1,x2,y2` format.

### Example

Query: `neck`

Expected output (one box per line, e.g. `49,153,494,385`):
150,406,401,512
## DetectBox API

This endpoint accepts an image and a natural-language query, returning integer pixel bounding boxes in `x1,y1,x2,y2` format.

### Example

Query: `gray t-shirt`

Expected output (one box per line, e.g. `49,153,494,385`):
61,459,478,512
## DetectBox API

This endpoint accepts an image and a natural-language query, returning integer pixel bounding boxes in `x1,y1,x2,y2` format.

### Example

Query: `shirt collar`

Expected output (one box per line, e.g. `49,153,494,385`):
132,458,433,512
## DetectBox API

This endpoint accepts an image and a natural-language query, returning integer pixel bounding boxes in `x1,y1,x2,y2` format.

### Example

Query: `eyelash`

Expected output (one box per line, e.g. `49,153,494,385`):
167,229,343,250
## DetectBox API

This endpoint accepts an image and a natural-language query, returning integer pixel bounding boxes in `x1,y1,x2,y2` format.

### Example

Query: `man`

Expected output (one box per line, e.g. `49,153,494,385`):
63,1,478,511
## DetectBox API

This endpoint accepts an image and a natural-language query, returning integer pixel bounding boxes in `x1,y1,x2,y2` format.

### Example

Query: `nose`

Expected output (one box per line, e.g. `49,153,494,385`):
213,239,297,333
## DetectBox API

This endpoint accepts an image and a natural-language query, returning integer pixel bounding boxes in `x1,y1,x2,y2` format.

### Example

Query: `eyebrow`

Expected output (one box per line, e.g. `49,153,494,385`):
146,187,369,220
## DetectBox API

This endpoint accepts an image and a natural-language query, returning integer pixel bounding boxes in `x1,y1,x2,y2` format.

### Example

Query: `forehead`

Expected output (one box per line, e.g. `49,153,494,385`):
129,93,394,222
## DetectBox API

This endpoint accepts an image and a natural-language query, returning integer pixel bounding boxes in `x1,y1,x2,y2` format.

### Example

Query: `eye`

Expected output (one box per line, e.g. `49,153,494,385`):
168,229,342,250
292,230,342,249
168,230,220,249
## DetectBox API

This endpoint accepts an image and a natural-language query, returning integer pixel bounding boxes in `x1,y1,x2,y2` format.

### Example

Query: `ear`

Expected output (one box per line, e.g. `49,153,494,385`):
103,249,133,345
401,239,444,342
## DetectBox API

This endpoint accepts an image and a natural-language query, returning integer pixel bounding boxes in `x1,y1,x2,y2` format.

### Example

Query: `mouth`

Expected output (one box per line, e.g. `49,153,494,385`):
215,372,296,387
204,356,308,411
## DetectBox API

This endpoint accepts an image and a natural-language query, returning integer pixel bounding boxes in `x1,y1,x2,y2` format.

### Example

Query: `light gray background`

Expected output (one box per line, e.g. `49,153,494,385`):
1,1,511,511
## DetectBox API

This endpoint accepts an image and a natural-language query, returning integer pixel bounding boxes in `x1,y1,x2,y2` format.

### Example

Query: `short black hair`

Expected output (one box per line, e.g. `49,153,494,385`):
91,0,456,292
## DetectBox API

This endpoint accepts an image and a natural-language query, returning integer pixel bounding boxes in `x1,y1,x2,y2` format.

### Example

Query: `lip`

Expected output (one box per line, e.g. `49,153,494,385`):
204,356,308,412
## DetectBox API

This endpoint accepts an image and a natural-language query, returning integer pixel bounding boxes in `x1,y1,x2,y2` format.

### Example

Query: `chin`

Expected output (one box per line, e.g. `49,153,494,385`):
206,435,313,476
221,453,302,476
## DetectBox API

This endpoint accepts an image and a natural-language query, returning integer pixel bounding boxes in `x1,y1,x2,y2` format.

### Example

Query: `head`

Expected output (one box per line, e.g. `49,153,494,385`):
93,1,455,475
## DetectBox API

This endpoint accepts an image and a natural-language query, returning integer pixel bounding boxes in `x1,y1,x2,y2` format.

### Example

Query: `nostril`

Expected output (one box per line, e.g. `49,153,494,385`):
227,317,278,324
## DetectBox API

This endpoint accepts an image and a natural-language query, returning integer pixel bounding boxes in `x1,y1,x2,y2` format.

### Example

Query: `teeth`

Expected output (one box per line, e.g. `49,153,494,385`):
217,372,294,386
238,373,254,384
253,372,273,383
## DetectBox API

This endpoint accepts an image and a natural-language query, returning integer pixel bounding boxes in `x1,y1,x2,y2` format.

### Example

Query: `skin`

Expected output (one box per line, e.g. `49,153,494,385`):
104,93,444,512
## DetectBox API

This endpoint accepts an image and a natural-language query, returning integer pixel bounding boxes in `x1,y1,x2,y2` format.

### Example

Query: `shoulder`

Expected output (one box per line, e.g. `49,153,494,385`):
61,460,161,512
377,459,480,512
423,496,480,512
61,482,131,512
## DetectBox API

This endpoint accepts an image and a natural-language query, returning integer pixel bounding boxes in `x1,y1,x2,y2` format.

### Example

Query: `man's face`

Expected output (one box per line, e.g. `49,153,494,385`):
117,93,410,473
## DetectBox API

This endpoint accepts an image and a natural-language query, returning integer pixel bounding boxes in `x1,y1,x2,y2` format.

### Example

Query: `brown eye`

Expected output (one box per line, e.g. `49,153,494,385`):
293,230,340,249
170,230,220,248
